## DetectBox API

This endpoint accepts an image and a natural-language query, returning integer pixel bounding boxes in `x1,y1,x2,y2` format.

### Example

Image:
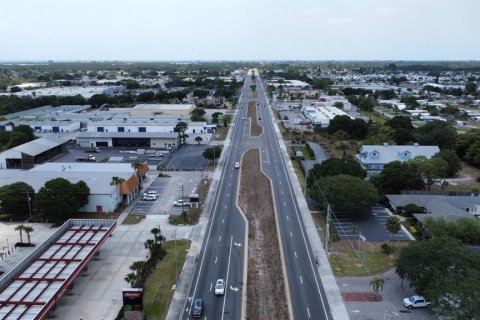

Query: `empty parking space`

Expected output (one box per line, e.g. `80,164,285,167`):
332,207,410,243
160,145,210,171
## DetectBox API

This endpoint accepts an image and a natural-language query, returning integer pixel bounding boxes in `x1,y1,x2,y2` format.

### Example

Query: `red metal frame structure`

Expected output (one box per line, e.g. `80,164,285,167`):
0,219,116,320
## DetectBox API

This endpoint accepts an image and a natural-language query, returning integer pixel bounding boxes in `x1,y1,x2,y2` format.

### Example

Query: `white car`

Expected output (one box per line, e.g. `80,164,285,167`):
403,295,431,308
173,199,190,207
234,162,240,169
143,191,158,198
214,279,225,296
143,194,157,201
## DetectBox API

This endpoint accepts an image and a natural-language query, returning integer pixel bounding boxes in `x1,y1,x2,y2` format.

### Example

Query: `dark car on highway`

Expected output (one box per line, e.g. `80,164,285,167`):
192,298,204,318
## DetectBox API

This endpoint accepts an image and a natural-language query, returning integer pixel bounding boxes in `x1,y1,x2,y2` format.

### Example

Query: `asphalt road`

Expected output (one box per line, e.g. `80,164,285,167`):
253,73,333,320
183,74,254,319
184,70,333,320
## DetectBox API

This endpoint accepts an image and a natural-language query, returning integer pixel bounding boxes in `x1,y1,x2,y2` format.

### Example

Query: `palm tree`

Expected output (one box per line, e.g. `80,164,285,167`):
130,261,146,277
386,216,401,253
23,226,34,244
144,239,155,257
131,161,143,184
124,272,137,288
370,277,385,298
195,136,203,144
110,176,125,211
15,225,25,244
151,227,160,244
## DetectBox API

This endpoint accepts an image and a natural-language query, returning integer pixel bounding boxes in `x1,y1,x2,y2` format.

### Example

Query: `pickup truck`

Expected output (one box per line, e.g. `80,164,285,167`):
76,155,96,162
84,147,100,153
403,295,431,308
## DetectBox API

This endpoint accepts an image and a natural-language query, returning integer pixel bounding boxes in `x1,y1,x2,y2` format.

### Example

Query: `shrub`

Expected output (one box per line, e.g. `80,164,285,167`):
381,242,393,254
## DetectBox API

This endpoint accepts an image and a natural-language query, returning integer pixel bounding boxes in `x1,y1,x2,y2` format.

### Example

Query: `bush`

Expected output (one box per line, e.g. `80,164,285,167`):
381,242,393,254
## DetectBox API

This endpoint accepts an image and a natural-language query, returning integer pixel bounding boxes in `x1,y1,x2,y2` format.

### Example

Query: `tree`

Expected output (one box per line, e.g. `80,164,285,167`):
131,161,143,183
144,239,155,257
465,82,477,95
416,121,457,150
194,136,203,144
130,261,146,277
124,272,137,288
307,156,366,183
174,121,189,145
371,161,424,195
23,226,34,244
434,149,462,177
223,115,232,127
386,216,401,252
74,181,90,208
464,140,480,167
211,112,223,124
15,225,25,244
410,156,448,190
203,146,222,160
370,277,385,298
36,178,85,222
395,236,480,319
0,182,35,217
88,94,109,107
191,108,206,122
110,176,125,211
313,175,379,214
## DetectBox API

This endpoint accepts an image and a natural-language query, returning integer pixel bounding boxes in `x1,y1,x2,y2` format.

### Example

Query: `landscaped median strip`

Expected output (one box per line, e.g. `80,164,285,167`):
238,148,289,320
247,101,263,137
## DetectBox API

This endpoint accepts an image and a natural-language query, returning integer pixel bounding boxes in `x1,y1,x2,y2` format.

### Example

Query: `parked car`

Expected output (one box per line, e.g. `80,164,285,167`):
173,199,190,207
403,295,431,308
143,191,158,198
234,162,240,169
214,279,225,296
192,298,204,318
143,194,158,201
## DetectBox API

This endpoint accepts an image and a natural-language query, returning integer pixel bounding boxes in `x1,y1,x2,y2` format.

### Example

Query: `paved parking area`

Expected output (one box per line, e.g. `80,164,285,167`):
337,268,438,320
160,144,210,171
333,207,410,242
131,172,204,216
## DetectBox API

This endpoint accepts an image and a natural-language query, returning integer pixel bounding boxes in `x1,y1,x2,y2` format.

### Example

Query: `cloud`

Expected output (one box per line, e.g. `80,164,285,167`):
375,7,397,16
306,8,326,15
325,17,354,25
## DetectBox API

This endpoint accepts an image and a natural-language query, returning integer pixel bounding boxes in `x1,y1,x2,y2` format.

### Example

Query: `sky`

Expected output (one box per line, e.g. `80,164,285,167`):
1,0,479,61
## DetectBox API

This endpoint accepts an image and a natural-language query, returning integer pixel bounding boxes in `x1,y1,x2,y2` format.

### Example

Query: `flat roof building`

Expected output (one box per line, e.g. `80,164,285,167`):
131,104,195,116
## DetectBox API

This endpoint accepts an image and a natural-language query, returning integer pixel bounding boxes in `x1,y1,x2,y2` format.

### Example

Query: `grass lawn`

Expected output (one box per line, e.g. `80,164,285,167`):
362,111,388,124
328,241,403,277
143,240,191,320
168,208,201,225
291,159,306,191
121,214,146,225
215,126,229,141
294,146,314,160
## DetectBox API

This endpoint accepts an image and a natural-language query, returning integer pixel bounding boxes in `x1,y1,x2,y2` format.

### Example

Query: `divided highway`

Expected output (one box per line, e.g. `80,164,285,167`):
183,70,334,320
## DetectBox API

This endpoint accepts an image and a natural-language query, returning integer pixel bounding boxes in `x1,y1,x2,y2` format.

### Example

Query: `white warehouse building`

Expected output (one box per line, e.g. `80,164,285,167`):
302,106,353,127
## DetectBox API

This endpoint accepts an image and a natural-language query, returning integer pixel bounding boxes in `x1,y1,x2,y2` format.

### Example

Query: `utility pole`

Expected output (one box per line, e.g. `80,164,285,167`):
181,184,185,225
174,229,178,283
325,204,331,253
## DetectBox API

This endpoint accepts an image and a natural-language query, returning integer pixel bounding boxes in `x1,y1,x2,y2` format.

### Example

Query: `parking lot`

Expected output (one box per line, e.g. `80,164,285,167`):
160,144,210,171
333,207,411,242
131,171,204,216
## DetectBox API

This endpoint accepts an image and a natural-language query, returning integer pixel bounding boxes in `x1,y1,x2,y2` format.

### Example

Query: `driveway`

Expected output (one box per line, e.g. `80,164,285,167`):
160,144,210,171
337,268,438,320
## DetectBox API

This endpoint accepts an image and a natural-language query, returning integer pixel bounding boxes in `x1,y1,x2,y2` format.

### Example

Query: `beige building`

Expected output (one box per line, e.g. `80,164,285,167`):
131,103,195,116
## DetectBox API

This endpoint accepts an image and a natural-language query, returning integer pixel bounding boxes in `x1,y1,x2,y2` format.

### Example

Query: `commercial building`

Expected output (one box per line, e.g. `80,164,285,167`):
0,120,80,133
0,162,144,213
0,137,70,170
130,103,195,116
76,131,180,149
302,106,353,127
356,143,440,177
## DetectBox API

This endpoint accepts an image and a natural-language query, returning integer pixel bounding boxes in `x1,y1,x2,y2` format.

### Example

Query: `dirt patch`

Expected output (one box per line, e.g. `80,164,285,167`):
342,292,382,302
247,101,263,137
239,149,288,320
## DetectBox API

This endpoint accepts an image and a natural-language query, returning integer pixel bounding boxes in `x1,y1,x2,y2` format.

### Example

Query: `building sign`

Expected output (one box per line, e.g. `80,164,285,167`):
122,288,143,311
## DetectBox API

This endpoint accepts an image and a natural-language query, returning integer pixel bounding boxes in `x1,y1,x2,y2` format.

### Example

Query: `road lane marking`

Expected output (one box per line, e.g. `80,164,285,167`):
287,215,289,220
219,235,222,242
222,218,224,224
290,231,293,238
221,236,234,320
307,307,311,318
295,251,297,258
215,256,218,264
225,205,227,209
283,201,286,206
300,275,303,284
210,282,213,291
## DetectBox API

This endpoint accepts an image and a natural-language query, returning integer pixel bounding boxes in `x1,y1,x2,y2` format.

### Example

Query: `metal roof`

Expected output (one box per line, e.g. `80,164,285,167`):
13,137,69,157
76,131,179,139
0,219,116,320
